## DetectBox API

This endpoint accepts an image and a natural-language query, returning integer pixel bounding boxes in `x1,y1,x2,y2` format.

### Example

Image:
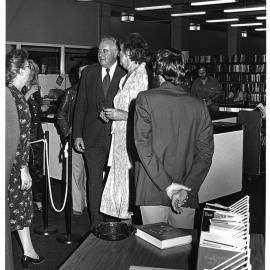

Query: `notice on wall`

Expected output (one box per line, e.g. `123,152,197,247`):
56,75,64,86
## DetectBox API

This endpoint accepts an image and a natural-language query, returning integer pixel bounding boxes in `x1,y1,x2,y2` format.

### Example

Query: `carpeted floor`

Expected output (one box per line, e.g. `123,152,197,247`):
11,173,265,270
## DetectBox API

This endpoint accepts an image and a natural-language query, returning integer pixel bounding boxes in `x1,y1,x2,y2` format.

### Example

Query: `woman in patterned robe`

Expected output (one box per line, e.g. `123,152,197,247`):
6,49,44,268
100,33,149,220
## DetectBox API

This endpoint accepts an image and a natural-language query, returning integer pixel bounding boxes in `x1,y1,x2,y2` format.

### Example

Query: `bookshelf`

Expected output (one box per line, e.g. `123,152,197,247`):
187,54,266,107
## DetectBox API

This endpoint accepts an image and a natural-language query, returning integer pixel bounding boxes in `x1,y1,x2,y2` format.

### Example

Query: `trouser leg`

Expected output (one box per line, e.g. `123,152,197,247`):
71,148,86,213
140,206,169,225
167,207,195,229
84,147,108,229
140,205,195,229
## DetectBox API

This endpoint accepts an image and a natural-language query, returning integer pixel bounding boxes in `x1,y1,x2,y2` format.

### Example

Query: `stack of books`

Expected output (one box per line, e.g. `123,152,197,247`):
197,196,251,270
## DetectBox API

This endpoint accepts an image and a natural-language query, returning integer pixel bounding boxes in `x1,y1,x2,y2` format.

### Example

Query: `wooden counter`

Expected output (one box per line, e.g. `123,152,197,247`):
59,233,264,270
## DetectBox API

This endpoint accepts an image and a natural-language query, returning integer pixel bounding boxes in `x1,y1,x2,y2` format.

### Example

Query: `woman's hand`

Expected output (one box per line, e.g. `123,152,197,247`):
103,108,128,121
24,85,39,101
20,166,32,190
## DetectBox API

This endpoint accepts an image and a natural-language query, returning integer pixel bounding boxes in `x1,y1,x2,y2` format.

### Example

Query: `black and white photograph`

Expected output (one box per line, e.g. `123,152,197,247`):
5,0,267,269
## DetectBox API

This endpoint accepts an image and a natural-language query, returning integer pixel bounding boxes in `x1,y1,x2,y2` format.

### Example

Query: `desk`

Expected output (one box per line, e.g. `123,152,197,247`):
59,232,196,270
59,233,264,270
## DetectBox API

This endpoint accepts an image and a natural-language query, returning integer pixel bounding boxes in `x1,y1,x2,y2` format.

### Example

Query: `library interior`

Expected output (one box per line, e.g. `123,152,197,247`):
6,0,266,269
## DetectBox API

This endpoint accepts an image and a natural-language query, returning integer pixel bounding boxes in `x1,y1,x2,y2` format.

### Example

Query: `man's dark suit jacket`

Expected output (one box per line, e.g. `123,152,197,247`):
134,82,214,209
73,63,125,148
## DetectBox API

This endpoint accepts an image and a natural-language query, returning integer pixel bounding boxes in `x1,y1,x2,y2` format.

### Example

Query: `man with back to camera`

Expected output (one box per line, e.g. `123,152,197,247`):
134,49,214,229
73,36,126,230
191,65,222,112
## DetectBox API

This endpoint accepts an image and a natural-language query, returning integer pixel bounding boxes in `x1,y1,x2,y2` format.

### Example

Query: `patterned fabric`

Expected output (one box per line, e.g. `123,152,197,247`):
100,63,148,219
8,86,34,231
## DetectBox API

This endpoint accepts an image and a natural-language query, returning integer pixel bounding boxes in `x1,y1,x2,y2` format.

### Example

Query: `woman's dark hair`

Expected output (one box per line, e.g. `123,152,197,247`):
6,49,29,86
154,49,186,86
119,33,150,64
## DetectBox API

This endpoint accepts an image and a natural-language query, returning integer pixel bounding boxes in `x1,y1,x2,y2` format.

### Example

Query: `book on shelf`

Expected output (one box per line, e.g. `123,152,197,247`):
197,245,251,270
197,196,251,270
200,231,249,251
135,222,192,250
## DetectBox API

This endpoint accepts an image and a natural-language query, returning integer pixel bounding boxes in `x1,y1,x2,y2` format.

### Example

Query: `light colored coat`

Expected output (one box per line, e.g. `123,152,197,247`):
100,63,148,219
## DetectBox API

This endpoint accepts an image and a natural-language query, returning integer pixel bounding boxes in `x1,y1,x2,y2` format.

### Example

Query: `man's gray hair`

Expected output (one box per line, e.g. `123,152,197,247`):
99,36,118,49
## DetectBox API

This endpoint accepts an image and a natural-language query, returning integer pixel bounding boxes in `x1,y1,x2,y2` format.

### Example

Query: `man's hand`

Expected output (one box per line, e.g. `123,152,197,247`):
166,182,191,200
103,108,128,121
74,137,85,152
171,189,188,214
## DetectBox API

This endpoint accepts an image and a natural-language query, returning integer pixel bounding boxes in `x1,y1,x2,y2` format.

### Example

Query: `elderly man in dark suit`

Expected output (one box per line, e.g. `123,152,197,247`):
73,36,125,229
134,49,214,229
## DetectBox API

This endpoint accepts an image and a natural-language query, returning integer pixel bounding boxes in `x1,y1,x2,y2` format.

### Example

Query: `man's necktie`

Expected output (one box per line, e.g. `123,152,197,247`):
102,68,110,97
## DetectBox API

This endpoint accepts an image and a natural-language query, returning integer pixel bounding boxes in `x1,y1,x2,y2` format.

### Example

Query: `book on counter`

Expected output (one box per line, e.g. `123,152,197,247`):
135,222,192,249
196,245,251,270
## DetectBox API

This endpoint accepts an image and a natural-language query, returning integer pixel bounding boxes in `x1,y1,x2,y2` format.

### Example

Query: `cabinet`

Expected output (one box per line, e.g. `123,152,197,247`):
187,54,266,106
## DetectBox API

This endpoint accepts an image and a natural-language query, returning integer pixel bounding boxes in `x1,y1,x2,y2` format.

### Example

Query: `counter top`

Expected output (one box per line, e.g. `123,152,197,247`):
210,111,238,121
219,103,256,109
59,232,264,270
213,122,242,134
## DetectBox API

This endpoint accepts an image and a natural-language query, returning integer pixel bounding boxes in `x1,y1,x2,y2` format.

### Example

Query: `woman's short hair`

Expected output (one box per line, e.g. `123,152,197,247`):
119,33,149,64
154,49,186,86
6,49,29,86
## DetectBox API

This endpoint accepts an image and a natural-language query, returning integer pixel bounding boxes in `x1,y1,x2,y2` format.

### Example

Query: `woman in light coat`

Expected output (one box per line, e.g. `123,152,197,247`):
100,33,149,220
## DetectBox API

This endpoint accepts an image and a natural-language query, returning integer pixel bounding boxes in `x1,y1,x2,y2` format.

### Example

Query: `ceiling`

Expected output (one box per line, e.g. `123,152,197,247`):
97,0,266,33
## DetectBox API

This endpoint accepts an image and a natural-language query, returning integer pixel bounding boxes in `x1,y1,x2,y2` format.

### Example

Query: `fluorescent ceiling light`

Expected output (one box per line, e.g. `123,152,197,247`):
231,22,263,27
191,0,236,6
255,28,266,31
241,31,247,37
224,6,266,13
256,16,266,20
190,23,200,30
206,18,239,23
171,11,206,17
135,5,172,11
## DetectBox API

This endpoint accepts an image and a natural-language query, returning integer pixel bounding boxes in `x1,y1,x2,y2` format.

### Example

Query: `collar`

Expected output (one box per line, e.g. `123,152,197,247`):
101,61,117,80
158,81,187,93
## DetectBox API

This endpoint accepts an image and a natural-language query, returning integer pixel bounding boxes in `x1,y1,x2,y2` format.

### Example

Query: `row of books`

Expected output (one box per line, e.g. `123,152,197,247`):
186,63,216,73
197,196,251,270
188,54,266,64
242,74,266,83
240,84,266,93
215,64,265,73
220,82,266,91
216,74,266,83
243,93,266,103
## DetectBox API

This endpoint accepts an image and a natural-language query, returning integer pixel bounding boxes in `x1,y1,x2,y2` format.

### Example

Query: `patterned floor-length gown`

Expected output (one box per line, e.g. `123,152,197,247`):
8,86,34,231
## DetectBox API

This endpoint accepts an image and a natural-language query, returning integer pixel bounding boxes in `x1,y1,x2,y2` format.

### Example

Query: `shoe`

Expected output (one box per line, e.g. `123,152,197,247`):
73,210,83,216
21,255,45,268
34,202,43,212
